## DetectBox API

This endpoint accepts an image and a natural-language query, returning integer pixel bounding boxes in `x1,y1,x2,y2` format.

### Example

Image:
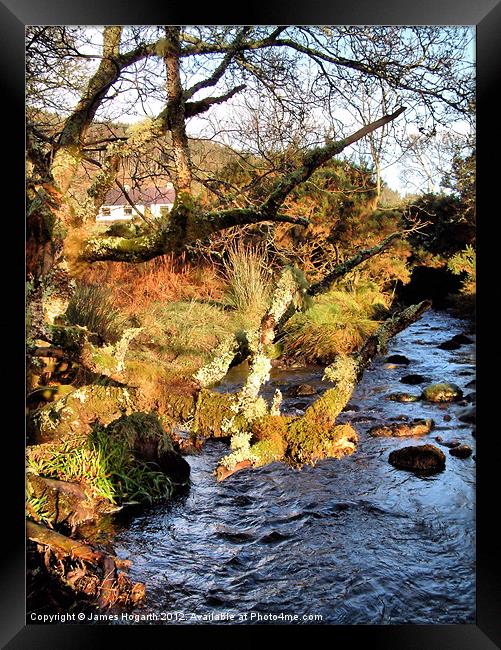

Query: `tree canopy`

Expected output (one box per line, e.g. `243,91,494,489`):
26,25,475,280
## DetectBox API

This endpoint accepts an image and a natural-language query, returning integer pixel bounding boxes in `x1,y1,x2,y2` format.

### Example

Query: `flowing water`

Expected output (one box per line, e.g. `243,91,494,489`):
110,309,476,625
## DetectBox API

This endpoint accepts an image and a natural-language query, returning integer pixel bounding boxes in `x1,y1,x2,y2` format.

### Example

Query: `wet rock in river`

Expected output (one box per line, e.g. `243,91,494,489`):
385,354,410,365
449,444,473,459
451,333,474,345
286,383,317,397
438,334,473,351
386,392,420,403
458,406,476,424
421,383,463,403
400,374,431,385
389,444,446,473
465,379,476,388
369,418,434,437
435,437,461,448
351,414,378,423
438,339,461,351
342,403,361,413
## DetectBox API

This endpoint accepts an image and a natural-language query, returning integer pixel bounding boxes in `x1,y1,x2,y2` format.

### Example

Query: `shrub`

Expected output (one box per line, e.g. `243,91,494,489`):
447,245,476,289
65,283,126,344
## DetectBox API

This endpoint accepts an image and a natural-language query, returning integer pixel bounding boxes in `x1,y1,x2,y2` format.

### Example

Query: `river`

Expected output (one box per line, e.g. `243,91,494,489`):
109,308,476,625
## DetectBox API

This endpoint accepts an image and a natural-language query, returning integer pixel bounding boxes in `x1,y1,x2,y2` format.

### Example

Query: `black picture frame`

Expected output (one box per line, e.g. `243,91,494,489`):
4,1,499,647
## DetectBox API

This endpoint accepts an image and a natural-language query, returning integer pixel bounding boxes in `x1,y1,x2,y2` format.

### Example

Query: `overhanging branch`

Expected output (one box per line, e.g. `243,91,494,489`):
259,106,406,218
185,85,246,118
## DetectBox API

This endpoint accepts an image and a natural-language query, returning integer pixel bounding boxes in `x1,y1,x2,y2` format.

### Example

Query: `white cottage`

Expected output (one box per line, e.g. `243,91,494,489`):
96,184,176,222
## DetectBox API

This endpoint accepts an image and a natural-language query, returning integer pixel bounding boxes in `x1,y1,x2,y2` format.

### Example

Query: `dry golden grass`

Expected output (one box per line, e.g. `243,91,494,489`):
80,253,225,314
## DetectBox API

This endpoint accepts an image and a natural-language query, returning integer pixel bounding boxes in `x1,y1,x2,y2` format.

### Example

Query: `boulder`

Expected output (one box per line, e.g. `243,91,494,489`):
421,383,463,403
438,334,473,350
341,403,361,413
389,444,446,473
385,354,410,365
27,385,138,444
286,383,317,397
451,333,473,345
438,340,461,351
369,418,434,438
435,438,461,448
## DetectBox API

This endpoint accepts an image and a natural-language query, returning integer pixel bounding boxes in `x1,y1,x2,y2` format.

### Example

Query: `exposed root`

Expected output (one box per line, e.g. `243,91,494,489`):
26,520,145,609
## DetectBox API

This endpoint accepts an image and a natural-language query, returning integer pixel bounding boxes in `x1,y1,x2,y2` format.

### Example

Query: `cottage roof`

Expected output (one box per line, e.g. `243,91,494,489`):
102,186,176,206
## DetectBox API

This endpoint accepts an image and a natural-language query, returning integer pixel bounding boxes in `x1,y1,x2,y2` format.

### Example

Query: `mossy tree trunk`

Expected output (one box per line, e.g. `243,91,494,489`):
212,300,431,479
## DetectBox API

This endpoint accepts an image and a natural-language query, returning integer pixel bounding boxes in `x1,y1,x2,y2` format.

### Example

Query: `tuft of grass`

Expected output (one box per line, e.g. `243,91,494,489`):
282,283,389,363
125,299,251,386
26,482,52,525
222,241,273,316
65,283,126,344
26,427,173,506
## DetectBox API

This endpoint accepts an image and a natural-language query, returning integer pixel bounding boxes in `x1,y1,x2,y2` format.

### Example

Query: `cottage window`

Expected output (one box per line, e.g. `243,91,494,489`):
102,207,111,216
124,207,133,215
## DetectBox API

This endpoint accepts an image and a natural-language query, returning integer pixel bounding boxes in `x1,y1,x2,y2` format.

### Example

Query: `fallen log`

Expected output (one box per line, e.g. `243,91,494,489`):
215,300,432,479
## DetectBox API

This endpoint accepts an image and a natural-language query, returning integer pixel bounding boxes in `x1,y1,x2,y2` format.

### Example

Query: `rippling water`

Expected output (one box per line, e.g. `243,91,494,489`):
111,309,476,625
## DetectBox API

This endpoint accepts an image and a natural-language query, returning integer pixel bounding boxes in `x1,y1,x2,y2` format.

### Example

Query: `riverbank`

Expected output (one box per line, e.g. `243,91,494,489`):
27,308,474,624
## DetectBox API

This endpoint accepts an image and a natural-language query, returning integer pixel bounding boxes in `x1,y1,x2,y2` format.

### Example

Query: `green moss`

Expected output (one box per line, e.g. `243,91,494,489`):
89,348,116,370
263,342,284,359
162,393,195,421
251,415,289,442
192,389,235,437
251,437,287,466
29,385,137,442
421,383,463,403
249,415,289,466
285,356,358,467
